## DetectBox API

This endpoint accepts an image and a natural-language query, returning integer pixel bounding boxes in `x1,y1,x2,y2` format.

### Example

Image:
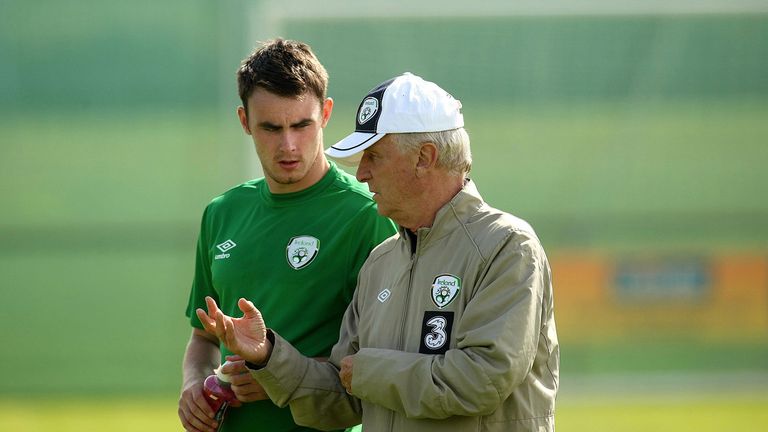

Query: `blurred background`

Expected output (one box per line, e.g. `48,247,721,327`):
1,0,766,430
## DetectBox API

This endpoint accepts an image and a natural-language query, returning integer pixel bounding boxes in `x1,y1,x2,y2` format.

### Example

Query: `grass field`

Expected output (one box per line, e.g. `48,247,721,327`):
2,391,767,431
558,393,768,431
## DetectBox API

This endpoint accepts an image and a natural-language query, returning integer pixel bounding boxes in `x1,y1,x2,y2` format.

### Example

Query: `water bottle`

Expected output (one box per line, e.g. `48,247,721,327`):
202,363,237,430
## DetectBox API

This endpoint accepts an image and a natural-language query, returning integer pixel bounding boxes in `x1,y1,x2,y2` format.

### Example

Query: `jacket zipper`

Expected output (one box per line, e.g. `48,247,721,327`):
389,233,420,431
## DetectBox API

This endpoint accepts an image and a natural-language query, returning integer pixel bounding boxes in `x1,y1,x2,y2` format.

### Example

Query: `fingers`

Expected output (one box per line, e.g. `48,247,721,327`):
211,297,227,340
179,408,212,432
196,308,216,335
205,296,222,317
339,355,354,394
179,385,218,432
222,312,238,350
221,358,268,403
214,306,227,339
220,358,247,376
235,387,268,402
231,380,269,403
227,370,253,386
196,296,221,337
207,299,236,345
198,297,245,355
179,405,218,432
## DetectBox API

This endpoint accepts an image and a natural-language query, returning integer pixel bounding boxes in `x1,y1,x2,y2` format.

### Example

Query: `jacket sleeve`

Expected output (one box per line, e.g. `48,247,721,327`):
249,288,364,431
350,231,550,419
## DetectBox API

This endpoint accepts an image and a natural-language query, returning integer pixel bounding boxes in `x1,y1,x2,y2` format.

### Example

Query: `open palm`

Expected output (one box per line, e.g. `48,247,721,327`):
197,296,271,364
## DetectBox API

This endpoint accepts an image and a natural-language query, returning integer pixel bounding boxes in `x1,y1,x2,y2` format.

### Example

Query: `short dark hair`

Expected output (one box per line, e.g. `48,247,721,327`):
237,39,328,114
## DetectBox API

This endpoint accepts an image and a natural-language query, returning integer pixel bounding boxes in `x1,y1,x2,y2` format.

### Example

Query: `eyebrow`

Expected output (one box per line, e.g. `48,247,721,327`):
257,118,315,129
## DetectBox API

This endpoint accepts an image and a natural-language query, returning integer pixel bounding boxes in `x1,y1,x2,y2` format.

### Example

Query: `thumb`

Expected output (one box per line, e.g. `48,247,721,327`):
238,298,260,319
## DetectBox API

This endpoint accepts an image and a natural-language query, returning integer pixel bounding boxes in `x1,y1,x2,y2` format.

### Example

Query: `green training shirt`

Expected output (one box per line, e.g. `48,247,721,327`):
186,162,396,432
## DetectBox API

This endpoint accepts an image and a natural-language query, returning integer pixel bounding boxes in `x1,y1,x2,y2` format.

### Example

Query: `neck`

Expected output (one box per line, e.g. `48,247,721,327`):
402,175,464,232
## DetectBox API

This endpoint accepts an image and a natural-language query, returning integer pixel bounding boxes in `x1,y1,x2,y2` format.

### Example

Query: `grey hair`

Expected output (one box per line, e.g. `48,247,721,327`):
389,127,472,177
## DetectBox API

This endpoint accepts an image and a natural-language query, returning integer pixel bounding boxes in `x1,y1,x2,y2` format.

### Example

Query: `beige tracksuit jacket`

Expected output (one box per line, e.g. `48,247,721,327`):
253,180,559,431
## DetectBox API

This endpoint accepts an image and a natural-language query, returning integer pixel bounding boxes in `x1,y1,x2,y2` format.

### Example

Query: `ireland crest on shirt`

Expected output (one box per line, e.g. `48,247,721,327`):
431,274,461,308
286,236,320,270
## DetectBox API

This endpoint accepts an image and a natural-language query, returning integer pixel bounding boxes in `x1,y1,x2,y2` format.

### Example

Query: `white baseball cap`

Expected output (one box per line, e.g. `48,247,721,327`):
326,72,464,165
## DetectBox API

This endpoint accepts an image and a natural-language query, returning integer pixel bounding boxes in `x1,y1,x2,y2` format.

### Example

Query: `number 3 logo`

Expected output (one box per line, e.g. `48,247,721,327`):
419,311,454,354
424,316,448,349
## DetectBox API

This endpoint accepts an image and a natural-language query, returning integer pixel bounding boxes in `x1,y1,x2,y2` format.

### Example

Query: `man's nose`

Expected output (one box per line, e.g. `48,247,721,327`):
279,132,298,151
356,161,370,183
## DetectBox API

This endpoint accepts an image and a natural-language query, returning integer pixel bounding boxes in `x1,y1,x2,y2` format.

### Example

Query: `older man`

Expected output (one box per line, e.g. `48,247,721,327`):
198,73,559,431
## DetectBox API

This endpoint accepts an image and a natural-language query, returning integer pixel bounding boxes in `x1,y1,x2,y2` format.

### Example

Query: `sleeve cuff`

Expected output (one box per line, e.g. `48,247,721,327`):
245,331,309,407
244,330,276,370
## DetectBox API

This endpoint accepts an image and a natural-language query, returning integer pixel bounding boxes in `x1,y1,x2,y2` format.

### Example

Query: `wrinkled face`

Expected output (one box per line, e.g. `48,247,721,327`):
355,135,419,225
238,88,332,194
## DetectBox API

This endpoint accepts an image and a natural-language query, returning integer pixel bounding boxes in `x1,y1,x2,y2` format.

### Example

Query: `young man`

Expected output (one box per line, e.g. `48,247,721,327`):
178,39,396,432
197,73,560,431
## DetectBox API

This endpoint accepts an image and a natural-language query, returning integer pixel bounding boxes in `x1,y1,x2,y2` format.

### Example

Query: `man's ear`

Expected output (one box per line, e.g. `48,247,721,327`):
415,142,438,175
237,106,251,135
321,97,334,128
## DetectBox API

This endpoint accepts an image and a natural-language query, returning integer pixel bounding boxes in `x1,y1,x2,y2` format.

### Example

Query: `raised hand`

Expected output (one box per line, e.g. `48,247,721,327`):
196,296,273,365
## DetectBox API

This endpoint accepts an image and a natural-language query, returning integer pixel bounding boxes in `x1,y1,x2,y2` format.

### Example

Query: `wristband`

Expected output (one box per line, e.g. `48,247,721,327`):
244,360,264,370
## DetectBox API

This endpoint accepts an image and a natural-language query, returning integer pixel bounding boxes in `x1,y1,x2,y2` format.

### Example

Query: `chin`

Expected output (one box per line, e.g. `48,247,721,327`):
376,206,392,218
275,168,305,182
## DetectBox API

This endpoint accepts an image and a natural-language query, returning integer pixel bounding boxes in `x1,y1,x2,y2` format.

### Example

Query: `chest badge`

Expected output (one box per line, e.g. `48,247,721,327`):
431,274,461,309
286,236,320,270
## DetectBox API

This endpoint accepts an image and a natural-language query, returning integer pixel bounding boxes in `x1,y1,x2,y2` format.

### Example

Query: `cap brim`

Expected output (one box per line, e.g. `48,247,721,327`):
325,132,385,166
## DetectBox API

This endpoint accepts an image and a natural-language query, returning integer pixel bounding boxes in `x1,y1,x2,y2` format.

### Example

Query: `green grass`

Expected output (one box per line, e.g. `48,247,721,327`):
2,393,766,431
558,393,768,432
0,397,180,432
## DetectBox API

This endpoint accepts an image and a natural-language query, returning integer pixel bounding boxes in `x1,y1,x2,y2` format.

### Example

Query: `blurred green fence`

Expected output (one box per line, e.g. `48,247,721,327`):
1,0,767,398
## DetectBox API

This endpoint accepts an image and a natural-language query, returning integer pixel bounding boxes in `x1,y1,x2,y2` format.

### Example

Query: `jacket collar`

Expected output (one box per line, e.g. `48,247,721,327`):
399,179,484,249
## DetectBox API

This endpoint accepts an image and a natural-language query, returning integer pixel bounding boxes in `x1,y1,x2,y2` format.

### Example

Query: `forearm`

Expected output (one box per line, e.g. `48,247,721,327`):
251,331,362,430
352,343,523,419
182,329,220,390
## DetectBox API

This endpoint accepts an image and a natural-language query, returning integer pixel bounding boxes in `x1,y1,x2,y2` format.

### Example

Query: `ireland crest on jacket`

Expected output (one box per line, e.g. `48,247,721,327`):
431,274,461,308
286,236,319,270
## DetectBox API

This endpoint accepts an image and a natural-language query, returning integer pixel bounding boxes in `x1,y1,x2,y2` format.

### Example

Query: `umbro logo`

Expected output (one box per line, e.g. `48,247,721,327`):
217,240,236,252
377,289,391,303
215,239,236,260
